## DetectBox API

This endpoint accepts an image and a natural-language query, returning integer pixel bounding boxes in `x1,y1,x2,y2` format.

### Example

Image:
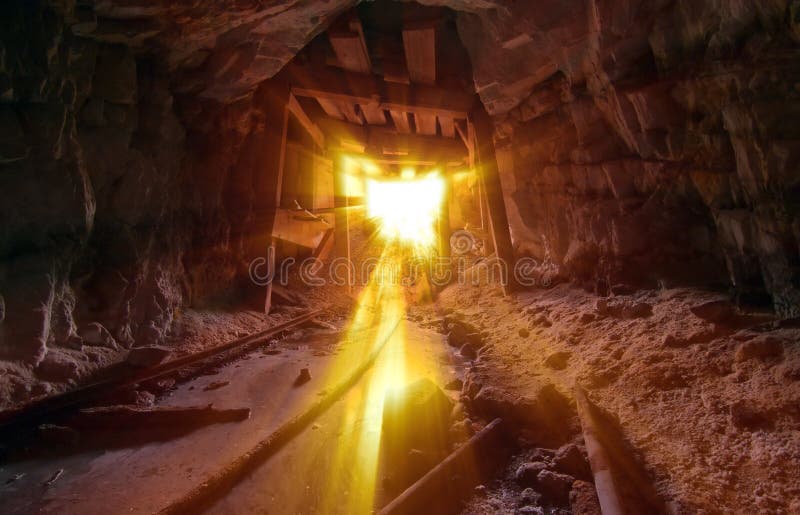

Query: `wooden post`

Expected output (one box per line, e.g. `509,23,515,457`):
260,82,290,314
333,154,352,291
469,103,518,293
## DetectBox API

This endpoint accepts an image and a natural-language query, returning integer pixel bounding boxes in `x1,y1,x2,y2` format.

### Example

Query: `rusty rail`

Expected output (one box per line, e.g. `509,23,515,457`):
0,308,325,433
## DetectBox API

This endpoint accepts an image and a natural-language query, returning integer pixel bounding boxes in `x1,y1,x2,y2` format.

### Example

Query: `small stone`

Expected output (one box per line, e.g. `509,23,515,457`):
444,378,463,391
536,469,574,504
64,334,84,350
690,300,736,324
37,352,80,382
662,334,685,348
553,444,591,480
204,380,230,391
474,484,487,497
729,399,769,430
460,342,480,360
515,461,548,487
624,302,652,318
544,351,571,370
294,368,311,386
519,487,542,505
734,336,784,363
126,346,172,368
78,322,117,349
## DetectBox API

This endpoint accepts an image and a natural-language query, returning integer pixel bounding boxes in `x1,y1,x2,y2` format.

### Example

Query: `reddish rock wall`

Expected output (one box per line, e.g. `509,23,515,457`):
457,0,800,315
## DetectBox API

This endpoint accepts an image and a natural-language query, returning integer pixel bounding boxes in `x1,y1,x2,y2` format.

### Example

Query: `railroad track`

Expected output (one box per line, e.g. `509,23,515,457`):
0,308,325,437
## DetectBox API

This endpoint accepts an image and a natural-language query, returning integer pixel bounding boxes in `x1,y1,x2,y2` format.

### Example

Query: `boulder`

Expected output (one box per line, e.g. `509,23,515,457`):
544,351,572,370
78,322,117,349
126,346,172,368
553,443,591,480
515,461,548,487
37,351,80,383
537,469,574,505
734,336,784,363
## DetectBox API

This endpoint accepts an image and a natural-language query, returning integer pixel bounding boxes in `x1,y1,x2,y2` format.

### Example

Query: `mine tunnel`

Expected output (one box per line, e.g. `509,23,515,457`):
1,0,800,513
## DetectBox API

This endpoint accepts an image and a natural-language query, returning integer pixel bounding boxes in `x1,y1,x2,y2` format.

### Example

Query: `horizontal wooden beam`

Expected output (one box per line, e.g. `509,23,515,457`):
317,117,467,164
286,63,474,120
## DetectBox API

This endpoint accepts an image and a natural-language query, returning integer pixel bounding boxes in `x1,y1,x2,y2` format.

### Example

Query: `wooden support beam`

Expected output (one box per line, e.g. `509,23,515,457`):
317,97,345,120
414,112,437,136
243,81,290,314
361,103,387,125
287,63,473,120
287,94,324,149
402,24,437,85
339,101,364,125
317,117,467,164
390,110,411,133
328,17,372,73
438,114,455,138
333,156,352,291
469,103,518,294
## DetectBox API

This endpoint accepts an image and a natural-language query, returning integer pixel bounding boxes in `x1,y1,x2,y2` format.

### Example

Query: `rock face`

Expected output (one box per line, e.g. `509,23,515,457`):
1,0,799,396
457,0,800,315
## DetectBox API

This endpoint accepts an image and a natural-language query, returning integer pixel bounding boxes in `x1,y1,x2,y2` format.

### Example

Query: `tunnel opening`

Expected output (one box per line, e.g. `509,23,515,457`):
2,0,800,514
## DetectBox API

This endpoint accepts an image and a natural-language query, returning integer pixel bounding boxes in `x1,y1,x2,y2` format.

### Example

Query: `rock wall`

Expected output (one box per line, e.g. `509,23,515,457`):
457,0,800,315
0,0,348,392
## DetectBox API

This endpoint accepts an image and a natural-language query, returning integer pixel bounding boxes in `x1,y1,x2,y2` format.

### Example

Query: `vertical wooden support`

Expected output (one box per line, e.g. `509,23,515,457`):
333,155,352,291
262,82,291,314
469,103,518,294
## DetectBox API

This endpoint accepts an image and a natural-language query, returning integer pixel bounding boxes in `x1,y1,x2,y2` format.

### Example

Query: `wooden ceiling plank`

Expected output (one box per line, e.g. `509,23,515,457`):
286,63,473,120
415,112,438,136
361,104,387,125
316,97,345,120
402,25,436,85
328,18,372,73
390,110,411,133
439,114,455,138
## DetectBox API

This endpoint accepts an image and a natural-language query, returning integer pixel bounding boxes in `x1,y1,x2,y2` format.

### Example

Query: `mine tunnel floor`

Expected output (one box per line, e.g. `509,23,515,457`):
1,315,481,515
1,281,799,514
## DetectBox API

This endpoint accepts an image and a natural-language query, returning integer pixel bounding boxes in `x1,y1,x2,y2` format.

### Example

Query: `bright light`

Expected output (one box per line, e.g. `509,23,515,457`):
366,175,445,250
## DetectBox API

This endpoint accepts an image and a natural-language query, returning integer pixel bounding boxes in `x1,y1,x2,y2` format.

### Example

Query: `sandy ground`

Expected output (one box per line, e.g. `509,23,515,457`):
422,280,800,514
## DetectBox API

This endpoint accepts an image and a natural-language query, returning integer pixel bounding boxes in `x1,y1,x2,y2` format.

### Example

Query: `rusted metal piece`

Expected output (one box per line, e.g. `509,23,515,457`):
0,309,324,432
379,418,508,515
574,385,625,515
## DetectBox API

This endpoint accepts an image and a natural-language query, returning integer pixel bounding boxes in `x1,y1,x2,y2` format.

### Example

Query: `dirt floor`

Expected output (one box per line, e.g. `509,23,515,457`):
415,280,800,514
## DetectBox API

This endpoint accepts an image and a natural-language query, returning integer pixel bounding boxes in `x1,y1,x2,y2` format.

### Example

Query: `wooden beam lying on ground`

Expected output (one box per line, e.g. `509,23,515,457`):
379,418,508,515
67,405,251,431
